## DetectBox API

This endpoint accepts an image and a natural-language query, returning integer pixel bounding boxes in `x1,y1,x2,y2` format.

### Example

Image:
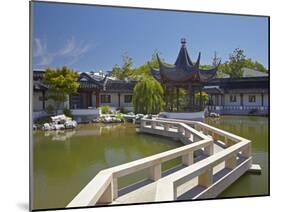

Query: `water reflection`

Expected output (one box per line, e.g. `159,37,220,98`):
41,123,131,142
32,117,268,209
44,130,77,141
33,123,182,210
205,116,269,198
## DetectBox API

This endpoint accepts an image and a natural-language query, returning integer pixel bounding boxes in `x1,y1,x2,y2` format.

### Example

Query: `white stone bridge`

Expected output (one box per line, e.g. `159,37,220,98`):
67,118,261,208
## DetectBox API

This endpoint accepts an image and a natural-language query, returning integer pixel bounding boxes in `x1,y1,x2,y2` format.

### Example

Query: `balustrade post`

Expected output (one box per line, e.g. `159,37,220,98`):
225,155,237,169
204,144,214,156
190,134,194,142
224,136,229,147
212,132,219,141
148,164,162,181
141,120,146,128
98,182,113,203
193,135,201,142
241,144,252,158
202,128,207,135
198,168,213,187
152,121,157,129
178,126,185,134
112,177,118,200
164,123,170,131
182,152,193,166
185,129,191,139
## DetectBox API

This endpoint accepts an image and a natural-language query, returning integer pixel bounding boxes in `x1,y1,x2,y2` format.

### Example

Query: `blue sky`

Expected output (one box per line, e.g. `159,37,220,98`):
32,2,269,72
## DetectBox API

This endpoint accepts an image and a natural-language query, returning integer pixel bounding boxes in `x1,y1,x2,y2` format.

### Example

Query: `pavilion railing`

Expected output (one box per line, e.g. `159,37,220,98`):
207,105,268,113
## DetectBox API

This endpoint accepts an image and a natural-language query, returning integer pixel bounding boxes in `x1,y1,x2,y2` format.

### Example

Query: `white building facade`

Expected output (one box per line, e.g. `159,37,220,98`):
33,70,135,120
205,77,269,115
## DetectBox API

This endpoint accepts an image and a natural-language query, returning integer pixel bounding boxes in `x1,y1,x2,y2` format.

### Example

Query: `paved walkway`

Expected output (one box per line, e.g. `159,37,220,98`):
112,141,226,204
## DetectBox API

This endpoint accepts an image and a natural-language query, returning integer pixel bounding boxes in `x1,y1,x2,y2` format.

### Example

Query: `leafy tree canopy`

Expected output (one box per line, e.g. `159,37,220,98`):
243,58,267,73
223,48,246,78
132,51,172,79
111,54,134,80
132,75,164,114
43,66,79,113
215,49,267,78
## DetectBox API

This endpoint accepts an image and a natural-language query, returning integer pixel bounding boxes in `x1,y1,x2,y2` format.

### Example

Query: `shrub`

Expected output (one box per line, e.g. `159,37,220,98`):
117,107,129,114
115,113,124,120
249,108,259,114
34,116,51,125
100,105,110,114
45,105,55,115
63,108,73,118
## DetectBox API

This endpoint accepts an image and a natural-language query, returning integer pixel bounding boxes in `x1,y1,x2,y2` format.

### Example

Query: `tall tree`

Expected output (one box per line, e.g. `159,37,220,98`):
132,76,164,114
111,54,134,80
212,51,221,67
43,66,79,114
132,52,160,79
224,48,246,78
244,58,267,73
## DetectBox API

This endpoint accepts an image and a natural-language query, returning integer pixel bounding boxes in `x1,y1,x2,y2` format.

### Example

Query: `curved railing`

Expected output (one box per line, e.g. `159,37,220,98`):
67,118,253,207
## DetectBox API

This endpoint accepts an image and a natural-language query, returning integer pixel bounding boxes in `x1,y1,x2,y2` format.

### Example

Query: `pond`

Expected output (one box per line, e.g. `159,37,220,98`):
32,123,183,210
205,116,269,198
32,116,269,210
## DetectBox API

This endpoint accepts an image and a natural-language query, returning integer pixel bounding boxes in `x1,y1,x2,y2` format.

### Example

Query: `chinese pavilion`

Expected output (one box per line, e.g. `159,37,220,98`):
150,38,220,112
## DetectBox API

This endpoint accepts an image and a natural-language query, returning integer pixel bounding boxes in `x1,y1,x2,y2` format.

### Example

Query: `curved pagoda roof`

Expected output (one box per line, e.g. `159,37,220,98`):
150,38,220,84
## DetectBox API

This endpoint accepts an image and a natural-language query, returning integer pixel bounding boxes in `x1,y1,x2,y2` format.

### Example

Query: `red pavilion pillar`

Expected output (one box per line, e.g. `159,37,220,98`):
176,87,179,112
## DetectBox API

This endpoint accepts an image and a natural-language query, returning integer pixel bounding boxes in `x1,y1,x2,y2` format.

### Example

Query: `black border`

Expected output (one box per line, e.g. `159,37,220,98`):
29,1,270,211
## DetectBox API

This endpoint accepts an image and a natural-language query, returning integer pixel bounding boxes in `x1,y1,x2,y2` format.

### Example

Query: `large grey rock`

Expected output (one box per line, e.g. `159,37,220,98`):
54,124,65,130
65,120,78,129
43,123,51,130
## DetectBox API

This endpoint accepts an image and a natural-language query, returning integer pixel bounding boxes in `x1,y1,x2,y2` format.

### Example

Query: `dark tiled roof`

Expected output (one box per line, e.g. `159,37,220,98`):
79,72,136,91
207,76,269,90
151,39,218,83
33,70,45,81
33,81,48,91
33,70,136,92
104,79,136,92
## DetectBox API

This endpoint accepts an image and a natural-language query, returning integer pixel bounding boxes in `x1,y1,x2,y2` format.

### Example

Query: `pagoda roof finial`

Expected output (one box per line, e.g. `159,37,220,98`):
181,38,186,45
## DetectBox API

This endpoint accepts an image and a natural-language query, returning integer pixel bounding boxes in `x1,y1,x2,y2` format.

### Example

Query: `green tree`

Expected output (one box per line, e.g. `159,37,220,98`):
111,54,134,80
199,64,213,70
212,51,221,67
244,58,267,73
43,66,79,114
254,61,267,72
224,48,246,78
195,91,209,105
131,51,164,79
132,76,164,114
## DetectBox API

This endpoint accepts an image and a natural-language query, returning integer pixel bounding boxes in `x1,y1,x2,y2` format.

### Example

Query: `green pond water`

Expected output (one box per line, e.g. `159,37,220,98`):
206,116,269,198
32,116,268,210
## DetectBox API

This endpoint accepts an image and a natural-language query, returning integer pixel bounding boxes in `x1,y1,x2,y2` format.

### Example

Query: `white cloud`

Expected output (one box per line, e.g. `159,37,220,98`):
59,37,91,57
33,38,54,66
33,37,92,67
59,37,76,56
33,38,44,57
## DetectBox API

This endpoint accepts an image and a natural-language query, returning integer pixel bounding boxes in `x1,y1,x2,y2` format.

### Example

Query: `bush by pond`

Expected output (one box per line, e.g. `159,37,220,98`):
100,105,110,114
34,116,52,125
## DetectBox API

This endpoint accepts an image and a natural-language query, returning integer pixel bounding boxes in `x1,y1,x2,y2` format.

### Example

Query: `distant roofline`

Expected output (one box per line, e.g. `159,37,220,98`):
33,69,110,74
33,68,45,72
210,76,268,83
